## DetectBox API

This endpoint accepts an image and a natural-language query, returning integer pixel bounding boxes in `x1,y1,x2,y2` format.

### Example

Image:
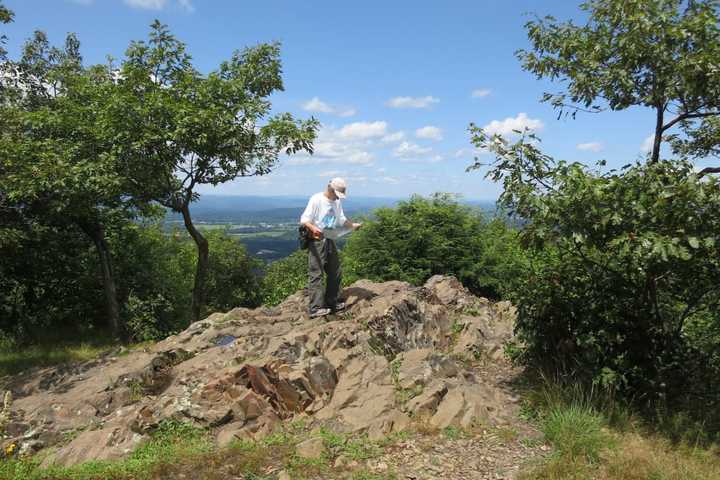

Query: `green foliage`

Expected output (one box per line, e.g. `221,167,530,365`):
118,224,262,342
518,0,720,162
0,219,262,346
342,194,527,298
262,249,307,306
473,129,720,406
0,224,105,341
0,420,210,480
0,337,114,377
202,229,264,312
108,21,318,321
0,1,13,60
543,405,610,463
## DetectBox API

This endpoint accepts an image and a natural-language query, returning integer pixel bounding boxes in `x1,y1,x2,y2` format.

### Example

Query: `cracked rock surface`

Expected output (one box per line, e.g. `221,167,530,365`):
1,275,522,467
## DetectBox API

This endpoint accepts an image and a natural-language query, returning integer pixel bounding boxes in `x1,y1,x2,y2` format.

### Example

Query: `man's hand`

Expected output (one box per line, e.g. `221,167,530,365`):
307,224,323,239
352,222,362,230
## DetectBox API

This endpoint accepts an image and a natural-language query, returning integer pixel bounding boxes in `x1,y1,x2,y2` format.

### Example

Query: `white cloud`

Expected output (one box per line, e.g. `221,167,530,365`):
302,97,356,117
471,88,491,98
317,170,342,178
124,0,166,9
430,154,445,163
641,134,655,152
385,96,439,109
178,0,194,12
337,108,356,117
338,121,387,139
415,126,443,141
379,176,400,184
381,131,405,143
393,141,432,158
483,112,544,137
303,97,333,114
347,151,374,164
285,125,377,166
454,148,487,159
577,142,603,152
123,0,193,11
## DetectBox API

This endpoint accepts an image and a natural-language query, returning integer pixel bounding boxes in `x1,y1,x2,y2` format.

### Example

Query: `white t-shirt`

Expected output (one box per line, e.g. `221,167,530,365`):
300,192,348,234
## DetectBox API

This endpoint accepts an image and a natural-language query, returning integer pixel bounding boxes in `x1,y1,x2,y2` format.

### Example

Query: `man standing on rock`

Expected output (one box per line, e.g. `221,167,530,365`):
300,178,361,318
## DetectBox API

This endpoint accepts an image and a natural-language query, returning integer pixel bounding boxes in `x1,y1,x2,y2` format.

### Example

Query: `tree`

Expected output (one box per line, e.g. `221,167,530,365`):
1,32,152,337
519,0,720,164
0,1,12,60
109,21,318,322
471,128,720,402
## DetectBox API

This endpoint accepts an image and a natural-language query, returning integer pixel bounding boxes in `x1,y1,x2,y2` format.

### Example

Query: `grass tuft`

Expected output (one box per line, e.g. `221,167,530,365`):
542,404,611,463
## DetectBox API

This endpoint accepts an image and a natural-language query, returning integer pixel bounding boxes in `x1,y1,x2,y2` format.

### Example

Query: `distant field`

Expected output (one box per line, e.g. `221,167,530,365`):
164,195,497,263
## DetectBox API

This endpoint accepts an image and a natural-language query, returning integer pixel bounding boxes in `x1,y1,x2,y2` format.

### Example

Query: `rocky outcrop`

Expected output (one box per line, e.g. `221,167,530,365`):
0,276,518,467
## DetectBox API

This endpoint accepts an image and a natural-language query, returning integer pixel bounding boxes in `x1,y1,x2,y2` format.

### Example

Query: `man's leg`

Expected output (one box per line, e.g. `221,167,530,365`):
307,239,326,313
324,239,342,309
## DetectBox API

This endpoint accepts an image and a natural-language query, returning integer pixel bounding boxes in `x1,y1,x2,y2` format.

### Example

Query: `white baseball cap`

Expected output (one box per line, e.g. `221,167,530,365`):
329,177,347,199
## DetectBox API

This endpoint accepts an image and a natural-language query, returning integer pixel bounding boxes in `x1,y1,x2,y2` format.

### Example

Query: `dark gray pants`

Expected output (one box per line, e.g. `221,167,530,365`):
307,238,341,313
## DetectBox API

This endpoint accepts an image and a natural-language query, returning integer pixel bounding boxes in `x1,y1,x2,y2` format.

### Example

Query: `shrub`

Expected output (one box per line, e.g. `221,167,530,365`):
202,229,264,313
0,224,105,342
117,224,263,341
262,249,306,306
342,193,526,298
473,129,720,409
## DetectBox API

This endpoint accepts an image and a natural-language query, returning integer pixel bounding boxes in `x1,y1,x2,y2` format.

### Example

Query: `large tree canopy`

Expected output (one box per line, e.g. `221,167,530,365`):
109,21,318,321
0,32,154,337
0,1,12,60
518,0,720,164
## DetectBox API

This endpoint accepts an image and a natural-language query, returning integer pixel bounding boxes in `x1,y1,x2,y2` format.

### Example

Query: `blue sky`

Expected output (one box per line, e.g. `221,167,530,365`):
4,0,662,200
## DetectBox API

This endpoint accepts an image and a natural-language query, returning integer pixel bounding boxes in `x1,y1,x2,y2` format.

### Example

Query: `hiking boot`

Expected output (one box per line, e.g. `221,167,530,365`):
331,302,346,312
309,308,331,318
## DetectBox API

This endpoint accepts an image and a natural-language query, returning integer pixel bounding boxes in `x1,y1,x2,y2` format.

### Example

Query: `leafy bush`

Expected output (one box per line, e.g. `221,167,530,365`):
117,224,263,341
0,224,105,342
124,293,173,342
202,229,263,313
473,129,720,406
342,193,527,298
262,249,306,306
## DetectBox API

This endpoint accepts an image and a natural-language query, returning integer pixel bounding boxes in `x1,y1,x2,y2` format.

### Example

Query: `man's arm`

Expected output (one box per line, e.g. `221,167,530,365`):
300,196,323,239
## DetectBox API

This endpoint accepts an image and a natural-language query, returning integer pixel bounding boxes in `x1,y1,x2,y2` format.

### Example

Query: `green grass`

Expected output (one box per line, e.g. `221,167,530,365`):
0,340,115,378
542,404,610,463
0,420,212,480
0,418,411,480
518,376,720,480
442,425,465,440
318,428,381,461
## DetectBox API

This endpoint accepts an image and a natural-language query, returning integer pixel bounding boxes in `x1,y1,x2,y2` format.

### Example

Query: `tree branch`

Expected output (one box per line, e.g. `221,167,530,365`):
697,166,720,177
662,110,720,133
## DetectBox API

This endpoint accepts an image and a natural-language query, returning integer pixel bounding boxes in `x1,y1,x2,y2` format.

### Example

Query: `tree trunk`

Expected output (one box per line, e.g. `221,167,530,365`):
651,104,664,163
80,221,121,338
180,202,209,323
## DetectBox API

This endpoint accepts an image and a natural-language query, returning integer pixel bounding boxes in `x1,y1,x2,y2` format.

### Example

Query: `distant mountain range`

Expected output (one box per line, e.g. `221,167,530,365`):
167,195,497,224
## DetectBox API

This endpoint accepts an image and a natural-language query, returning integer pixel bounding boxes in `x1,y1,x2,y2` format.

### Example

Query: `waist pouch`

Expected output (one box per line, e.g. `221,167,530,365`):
298,225,311,250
